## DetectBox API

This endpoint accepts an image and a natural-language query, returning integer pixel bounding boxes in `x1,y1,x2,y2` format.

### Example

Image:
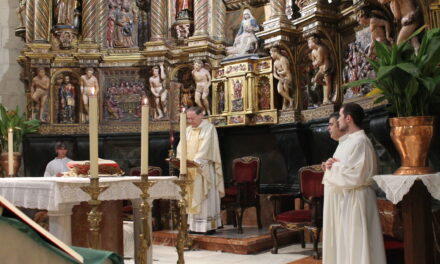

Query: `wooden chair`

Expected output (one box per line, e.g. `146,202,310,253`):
269,164,324,259
221,156,262,234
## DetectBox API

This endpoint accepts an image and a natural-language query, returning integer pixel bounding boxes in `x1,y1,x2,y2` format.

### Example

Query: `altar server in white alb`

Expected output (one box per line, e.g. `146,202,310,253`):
177,106,225,234
44,142,72,177
322,103,386,264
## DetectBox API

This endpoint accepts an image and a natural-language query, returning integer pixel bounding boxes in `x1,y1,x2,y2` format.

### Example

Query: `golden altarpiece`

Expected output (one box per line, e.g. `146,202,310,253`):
14,0,440,133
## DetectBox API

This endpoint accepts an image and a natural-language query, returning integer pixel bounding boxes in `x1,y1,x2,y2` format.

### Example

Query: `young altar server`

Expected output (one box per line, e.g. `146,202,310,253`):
44,141,72,177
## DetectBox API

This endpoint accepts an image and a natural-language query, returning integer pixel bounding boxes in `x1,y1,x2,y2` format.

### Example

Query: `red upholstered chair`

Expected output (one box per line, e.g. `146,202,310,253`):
269,164,324,259
221,156,262,234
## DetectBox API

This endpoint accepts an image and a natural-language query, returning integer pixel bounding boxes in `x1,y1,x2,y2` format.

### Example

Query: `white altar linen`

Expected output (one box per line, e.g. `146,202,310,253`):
373,173,440,204
0,176,181,264
0,176,179,211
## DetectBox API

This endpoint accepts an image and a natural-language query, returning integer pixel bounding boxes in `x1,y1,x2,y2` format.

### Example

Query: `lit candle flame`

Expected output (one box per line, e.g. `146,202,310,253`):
181,107,186,113
143,98,148,105
91,87,95,96
8,128,13,133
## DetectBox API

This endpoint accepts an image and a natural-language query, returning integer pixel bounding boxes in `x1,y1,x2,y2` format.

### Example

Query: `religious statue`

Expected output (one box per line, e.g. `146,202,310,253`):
378,0,421,53
270,47,294,110
218,83,225,113
59,75,76,123
176,0,193,19
55,0,77,26
31,68,50,122
80,68,99,122
178,69,195,109
307,35,333,105
226,9,260,57
357,9,394,58
149,63,168,120
16,0,26,28
258,77,271,110
114,4,136,48
106,2,118,48
233,80,242,99
192,60,211,115
105,94,123,120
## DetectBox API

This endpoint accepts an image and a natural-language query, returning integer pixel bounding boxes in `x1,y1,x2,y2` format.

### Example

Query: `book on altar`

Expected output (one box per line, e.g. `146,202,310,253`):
166,157,199,168
63,158,124,177
0,195,84,263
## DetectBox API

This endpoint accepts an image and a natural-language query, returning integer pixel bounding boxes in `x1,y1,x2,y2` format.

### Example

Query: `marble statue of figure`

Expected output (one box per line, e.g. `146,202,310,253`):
31,68,50,122
114,5,135,48
270,47,294,110
55,0,77,26
226,9,260,56
192,60,212,115
149,63,168,120
308,35,333,105
357,9,394,58
16,0,26,28
378,0,421,53
59,75,76,123
80,68,99,122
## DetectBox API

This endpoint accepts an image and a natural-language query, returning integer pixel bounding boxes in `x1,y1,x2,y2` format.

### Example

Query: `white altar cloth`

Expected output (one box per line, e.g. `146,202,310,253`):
0,176,180,211
373,173,440,204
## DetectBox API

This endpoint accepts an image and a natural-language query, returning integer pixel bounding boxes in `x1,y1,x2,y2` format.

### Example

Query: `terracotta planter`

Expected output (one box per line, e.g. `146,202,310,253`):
0,152,22,177
389,116,436,175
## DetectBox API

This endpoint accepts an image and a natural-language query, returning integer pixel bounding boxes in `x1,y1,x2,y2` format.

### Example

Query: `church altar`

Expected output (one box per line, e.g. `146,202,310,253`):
0,176,181,263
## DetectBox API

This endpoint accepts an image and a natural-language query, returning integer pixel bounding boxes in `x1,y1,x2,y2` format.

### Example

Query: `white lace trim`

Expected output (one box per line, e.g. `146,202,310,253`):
0,176,181,211
373,173,440,204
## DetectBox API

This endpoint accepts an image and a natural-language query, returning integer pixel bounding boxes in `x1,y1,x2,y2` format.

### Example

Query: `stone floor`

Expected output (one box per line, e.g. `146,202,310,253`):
124,243,320,264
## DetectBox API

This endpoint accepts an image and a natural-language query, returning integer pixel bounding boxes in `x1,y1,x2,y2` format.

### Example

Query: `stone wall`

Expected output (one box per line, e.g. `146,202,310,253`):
0,2,25,111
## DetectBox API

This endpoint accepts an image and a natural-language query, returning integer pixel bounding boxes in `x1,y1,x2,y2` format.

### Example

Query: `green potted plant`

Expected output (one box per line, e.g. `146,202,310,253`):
0,104,40,176
346,27,440,175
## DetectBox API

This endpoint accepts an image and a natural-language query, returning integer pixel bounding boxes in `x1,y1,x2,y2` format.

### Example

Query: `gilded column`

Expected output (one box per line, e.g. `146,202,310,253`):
193,0,209,36
150,0,167,41
82,0,98,43
270,0,287,19
26,0,35,43
33,0,50,42
210,0,226,40
98,0,107,47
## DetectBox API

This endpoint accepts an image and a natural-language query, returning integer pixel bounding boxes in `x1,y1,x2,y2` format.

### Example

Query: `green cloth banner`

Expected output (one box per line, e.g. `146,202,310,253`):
0,216,123,264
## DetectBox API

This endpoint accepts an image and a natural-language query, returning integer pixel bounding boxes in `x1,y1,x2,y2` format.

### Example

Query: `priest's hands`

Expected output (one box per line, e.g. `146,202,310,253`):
325,157,339,170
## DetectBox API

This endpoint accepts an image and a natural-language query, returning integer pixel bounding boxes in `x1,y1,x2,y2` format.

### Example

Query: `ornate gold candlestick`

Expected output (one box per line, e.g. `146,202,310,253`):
80,177,109,249
173,173,193,264
133,174,156,264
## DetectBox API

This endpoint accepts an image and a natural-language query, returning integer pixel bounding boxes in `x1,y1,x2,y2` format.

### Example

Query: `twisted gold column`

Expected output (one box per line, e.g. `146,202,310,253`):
82,0,98,43
193,0,209,36
25,0,35,43
33,0,50,42
150,0,166,41
270,0,287,19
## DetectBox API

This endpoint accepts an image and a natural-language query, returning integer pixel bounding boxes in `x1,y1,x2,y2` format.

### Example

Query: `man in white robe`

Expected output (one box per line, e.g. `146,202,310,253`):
322,103,386,264
177,106,224,234
44,142,72,177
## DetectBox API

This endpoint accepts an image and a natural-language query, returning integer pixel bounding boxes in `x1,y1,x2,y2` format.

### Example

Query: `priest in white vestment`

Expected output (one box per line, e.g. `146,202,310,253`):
44,142,72,177
322,103,386,264
177,106,225,233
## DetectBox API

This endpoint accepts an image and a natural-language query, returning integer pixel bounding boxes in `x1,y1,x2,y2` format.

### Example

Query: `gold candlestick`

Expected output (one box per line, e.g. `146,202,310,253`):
173,173,193,264
133,174,156,264
80,177,109,249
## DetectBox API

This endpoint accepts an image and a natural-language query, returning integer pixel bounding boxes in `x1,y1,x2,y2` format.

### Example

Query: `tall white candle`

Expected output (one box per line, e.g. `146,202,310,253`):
8,128,13,175
141,98,149,176
89,89,99,178
179,111,187,174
